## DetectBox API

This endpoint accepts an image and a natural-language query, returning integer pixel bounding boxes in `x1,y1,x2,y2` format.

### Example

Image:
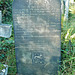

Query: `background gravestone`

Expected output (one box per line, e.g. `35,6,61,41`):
0,10,12,38
12,0,61,75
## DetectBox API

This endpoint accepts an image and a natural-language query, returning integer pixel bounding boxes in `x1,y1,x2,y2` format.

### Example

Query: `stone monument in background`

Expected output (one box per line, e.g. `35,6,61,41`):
0,10,12,38
12,0,61,75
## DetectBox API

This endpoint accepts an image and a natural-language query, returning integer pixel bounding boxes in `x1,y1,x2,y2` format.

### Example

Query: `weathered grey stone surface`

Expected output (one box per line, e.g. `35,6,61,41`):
0,24,12,38
12,0,61,75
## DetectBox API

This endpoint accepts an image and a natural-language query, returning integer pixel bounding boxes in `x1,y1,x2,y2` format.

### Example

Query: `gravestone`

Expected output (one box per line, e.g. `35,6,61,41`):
12,0,61,75
64,0,69,20
0,10,12,38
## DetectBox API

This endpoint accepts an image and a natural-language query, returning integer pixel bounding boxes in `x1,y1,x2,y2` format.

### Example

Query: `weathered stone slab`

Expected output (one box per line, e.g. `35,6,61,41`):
12,0,61,75
0,24,12,38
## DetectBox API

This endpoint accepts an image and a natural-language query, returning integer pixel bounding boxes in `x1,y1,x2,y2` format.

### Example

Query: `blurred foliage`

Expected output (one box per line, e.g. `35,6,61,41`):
0,63,5,71
0,0,13,23
58,4,75,75
0,0,17,74
61,14,64,29
0,38,14,61
69,5,75,14
0,37,17,74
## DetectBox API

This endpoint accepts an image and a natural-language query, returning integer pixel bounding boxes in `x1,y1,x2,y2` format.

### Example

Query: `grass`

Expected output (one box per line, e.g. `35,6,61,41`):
0,37,17,75
0,64,5,71
58,5,75,75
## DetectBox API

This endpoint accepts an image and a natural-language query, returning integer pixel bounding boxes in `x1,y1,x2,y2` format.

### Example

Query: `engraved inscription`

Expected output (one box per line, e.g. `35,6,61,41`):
32,52,44,64
12,0,61,74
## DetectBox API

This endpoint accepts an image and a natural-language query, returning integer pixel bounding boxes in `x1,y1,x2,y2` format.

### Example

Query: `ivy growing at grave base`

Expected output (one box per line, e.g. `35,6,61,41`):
0,37,17,74
0,0,13,23
0,38,14,61
0,0,17,74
